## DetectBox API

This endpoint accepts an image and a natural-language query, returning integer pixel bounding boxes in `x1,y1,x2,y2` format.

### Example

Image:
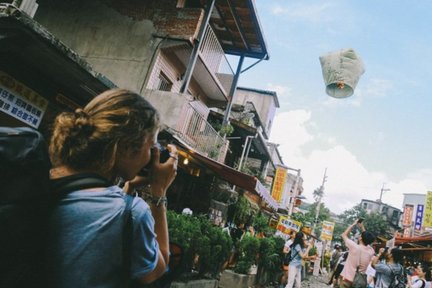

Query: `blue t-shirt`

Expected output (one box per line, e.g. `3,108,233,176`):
48,186,159,288
289,244,303,267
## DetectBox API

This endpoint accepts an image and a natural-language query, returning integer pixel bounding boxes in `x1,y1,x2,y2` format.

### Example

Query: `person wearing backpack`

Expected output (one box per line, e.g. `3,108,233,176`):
285,231,313,288
47,89,178,287
371,247,405,288
408,262,431,288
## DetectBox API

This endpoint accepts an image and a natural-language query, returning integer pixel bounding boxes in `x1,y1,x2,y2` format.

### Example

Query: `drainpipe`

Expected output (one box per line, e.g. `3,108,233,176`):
179,0,216,93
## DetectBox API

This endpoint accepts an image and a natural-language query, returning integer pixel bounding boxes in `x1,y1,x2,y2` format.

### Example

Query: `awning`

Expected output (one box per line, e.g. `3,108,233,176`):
0,4,115,106
172,135,278,210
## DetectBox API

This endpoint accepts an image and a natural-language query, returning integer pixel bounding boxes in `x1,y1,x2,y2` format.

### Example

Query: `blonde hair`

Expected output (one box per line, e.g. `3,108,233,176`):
49,89,160,175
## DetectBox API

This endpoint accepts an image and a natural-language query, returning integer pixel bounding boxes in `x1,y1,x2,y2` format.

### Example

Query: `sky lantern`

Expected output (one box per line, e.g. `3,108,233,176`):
319,48,365,98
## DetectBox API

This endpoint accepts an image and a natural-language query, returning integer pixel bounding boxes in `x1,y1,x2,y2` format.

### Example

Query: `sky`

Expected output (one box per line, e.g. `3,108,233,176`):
236,0,432,214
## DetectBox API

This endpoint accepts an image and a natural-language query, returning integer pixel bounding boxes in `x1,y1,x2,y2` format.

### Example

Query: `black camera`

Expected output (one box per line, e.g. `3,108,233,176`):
138,142,171,176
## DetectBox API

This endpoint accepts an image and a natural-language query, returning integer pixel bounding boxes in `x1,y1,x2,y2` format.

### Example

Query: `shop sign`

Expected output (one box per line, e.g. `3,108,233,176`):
402,204,414,226
423,191,432,228
271,165,287,203
320,220,335,241
276,215,301,235
415,204,424,231
0,72,48,128
208,200,228,227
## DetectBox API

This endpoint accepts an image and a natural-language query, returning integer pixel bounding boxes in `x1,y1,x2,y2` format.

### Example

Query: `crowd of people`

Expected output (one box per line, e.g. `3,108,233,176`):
279,219,431,288
325,220,432,288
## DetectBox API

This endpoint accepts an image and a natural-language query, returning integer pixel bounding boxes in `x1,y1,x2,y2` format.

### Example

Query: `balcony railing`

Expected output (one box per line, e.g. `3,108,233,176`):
199,25,234,95
176,102,229,163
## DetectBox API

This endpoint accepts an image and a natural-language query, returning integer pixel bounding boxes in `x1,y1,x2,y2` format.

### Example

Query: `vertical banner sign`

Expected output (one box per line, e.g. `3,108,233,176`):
415,204,424,231
320,221,335,241
271,165,287,203
0,71,48,128
402,204,414,226
423,191,432,228
276,215,301,235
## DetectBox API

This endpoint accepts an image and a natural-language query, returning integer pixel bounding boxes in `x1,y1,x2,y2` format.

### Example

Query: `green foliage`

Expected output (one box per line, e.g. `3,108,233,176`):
167,211,232,279
219,124,234,137
337,204,391,241
252,213,276,236
234,235,260,274
256,236,284,283
232,195,253,226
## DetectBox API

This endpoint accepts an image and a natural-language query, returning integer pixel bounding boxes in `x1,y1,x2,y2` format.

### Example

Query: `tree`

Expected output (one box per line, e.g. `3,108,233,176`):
336,204,390,243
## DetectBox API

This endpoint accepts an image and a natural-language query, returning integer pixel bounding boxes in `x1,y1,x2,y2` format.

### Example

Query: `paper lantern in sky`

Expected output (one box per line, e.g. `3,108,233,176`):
319,48,365,98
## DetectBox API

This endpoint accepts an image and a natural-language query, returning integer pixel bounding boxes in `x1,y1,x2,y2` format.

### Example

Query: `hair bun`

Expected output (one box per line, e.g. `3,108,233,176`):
73,108,94,136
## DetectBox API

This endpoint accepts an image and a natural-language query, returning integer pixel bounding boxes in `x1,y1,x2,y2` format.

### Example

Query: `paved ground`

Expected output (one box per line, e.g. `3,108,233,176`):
267,274,330,288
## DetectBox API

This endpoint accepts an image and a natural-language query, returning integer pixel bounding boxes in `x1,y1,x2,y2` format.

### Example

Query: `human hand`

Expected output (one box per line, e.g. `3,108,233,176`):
149,144,178,196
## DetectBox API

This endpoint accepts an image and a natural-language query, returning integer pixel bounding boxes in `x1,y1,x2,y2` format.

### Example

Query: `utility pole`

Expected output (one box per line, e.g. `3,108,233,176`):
378,183,390,212
379,183,390,203
312,168,328,235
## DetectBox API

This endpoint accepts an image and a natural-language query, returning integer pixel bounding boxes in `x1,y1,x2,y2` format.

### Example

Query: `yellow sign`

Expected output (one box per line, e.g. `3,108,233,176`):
0,71,48,128
277,215,301,235
271,165,287,202
423,191,432,228
320,221,335,241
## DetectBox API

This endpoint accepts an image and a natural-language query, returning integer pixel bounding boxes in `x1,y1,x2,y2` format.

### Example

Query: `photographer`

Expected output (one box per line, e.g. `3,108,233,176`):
339,219,375,288
371,247,404,288
48,89,178,287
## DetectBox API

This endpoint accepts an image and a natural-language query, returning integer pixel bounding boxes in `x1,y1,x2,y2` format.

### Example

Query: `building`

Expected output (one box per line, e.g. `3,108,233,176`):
401,193,431,237
0,1,295,225
360,199,402,230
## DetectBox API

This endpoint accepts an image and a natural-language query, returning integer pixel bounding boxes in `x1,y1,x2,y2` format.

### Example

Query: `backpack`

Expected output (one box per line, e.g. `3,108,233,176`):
389,264,407,288
0,127,130,288
282,246,299,266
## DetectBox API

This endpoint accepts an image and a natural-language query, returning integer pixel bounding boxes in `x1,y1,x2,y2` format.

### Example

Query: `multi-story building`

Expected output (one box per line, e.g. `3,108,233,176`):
401,193,431,237
360,199,402,230
0,1,286,223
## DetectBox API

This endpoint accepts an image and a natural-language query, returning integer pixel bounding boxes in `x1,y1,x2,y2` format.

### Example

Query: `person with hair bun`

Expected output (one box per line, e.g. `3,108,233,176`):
48,89,178,287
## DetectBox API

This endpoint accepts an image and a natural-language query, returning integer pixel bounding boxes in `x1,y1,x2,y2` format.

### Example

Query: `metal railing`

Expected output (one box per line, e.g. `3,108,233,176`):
176,103,229,163
199,25,234,95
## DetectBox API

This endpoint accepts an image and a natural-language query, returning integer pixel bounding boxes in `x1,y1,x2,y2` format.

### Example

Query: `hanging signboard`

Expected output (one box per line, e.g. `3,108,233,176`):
402,204,414,226
423,191,432,228
320,220,335,241
415,204,424,231
276,215,301,235
271,165,287,203
0,72,48,128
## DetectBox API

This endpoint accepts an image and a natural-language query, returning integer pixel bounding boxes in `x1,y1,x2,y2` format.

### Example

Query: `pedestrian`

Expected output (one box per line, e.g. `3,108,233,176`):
338,219,376,288
371,247,404,288
47,89,178,287
285,231,313,288
328,244,343,285
280,231,295,288
408,262,431,288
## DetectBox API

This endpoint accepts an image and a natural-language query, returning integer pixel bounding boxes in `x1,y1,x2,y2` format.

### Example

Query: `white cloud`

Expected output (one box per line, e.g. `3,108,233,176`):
271,2,335,23
266,83,293,106
270,110,430,214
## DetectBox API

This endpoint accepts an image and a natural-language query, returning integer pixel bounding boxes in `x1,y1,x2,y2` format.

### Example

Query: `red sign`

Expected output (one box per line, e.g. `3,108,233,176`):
402,204,414,226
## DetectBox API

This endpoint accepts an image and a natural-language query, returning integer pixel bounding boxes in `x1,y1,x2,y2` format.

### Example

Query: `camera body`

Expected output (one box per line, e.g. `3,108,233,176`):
138,142,171,176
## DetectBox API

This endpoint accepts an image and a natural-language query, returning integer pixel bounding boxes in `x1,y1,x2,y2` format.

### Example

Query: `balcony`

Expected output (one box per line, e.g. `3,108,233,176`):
143,90,228,163
176,102,229,163
161,25,234,105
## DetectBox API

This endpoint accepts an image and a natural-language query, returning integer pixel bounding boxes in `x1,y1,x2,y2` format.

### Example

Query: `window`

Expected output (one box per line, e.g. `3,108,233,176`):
362,202,368,209
156,72,172,92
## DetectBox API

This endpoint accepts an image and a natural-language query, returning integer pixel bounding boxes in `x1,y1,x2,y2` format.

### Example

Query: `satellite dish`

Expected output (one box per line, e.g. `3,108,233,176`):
319,48,365,98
